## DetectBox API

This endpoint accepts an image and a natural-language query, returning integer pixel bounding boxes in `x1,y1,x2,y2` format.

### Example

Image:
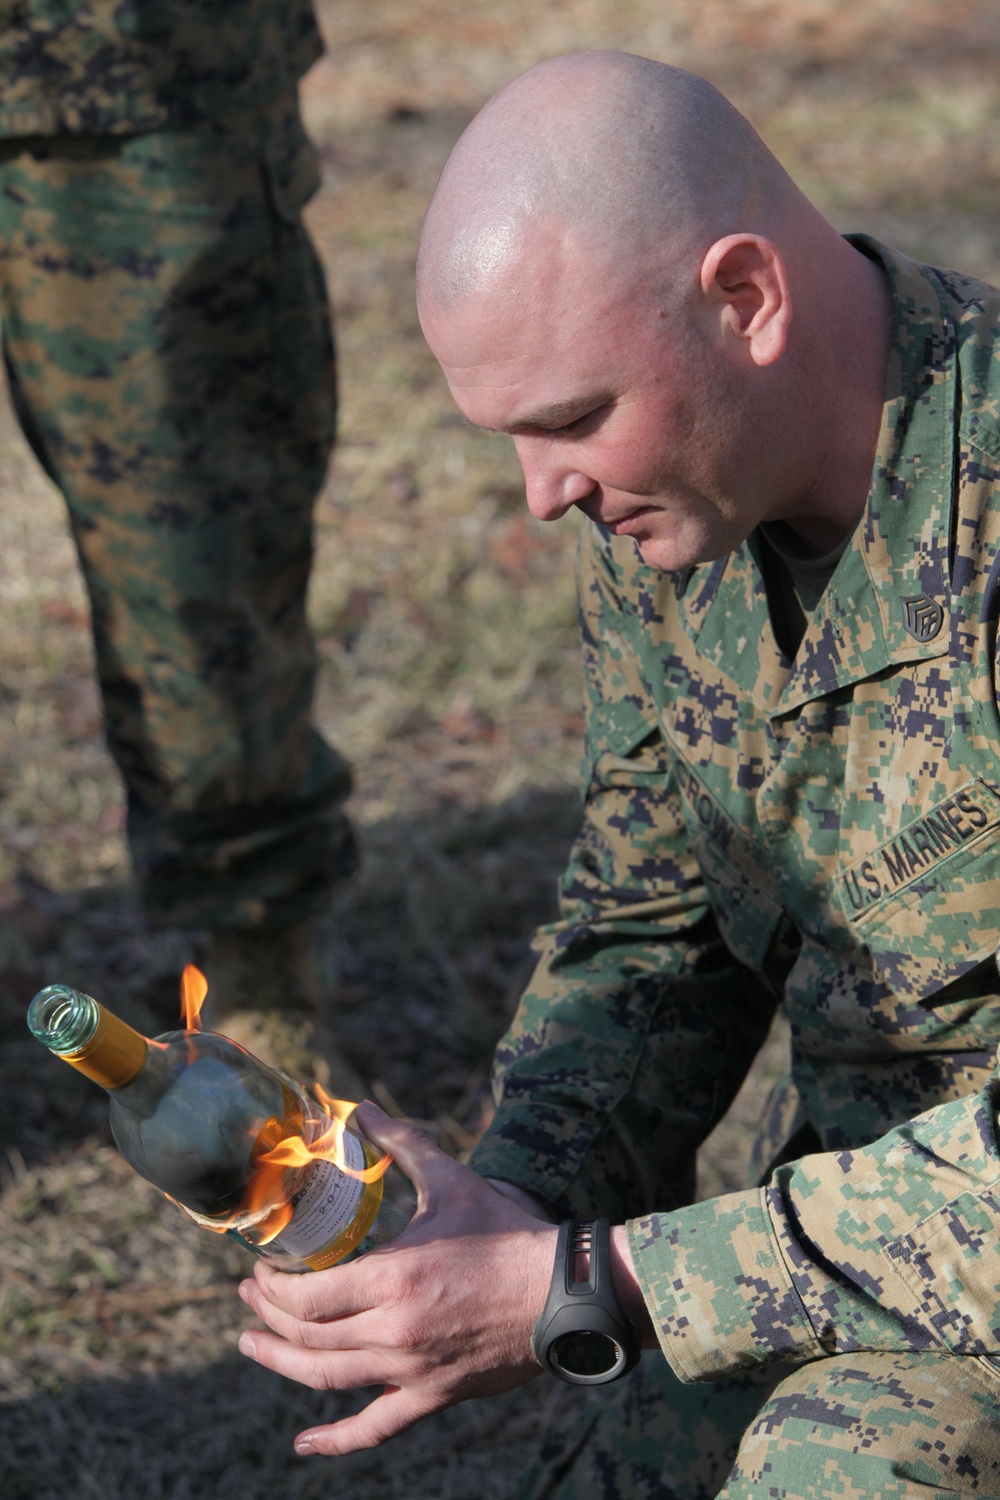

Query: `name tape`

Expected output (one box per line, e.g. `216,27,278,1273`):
841,779,1000,915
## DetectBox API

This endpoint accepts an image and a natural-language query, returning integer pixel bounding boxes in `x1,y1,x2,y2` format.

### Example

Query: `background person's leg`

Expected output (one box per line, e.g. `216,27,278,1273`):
0,120,355,1069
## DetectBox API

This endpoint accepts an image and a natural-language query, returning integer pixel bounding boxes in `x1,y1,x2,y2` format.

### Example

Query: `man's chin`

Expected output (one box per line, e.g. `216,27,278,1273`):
634,534,715,574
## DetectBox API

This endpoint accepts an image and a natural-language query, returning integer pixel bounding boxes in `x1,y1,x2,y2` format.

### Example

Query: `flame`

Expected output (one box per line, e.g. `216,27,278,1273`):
225,1090,391,1248
180,963,208,1031
166,977,392,1250
256,1084,393,1185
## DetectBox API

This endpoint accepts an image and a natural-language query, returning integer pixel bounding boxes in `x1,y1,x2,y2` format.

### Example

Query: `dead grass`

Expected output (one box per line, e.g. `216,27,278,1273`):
2,1,1000,1494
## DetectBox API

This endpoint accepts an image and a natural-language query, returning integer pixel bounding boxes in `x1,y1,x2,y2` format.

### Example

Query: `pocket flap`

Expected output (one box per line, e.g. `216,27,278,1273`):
584,697,661,790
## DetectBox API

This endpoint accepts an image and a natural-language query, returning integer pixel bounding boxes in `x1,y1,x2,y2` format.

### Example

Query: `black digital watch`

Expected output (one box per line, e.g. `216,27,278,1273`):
531,1219,641,1385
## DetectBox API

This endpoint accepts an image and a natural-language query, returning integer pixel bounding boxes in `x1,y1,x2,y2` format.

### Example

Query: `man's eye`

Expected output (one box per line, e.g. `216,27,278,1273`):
560,406,605,434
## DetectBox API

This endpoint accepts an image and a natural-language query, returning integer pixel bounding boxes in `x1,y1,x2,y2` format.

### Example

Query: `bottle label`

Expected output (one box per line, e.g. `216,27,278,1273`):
273,1131,381,1266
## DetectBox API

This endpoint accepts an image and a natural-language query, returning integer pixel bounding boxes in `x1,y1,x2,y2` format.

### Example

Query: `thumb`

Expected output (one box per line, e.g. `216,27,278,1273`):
354,1101,458,1202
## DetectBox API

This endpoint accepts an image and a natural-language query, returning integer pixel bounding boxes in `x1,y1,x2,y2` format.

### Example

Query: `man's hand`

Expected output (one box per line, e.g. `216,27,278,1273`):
236,1101,559,1456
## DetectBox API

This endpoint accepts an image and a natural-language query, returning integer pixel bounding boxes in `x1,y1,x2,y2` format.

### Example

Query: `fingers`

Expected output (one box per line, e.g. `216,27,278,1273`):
250,1257,374,1322
239,1275,383,1351
294,1386,443,1457
240,1277,342,1347
238,1327,444,1440
238,1327,377,1392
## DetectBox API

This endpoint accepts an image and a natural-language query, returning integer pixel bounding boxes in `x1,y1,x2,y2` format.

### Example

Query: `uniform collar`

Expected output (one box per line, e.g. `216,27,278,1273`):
673,236,956,717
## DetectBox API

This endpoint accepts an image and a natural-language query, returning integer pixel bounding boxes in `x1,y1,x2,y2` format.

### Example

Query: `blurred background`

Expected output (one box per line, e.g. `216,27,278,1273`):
2,1,999,1494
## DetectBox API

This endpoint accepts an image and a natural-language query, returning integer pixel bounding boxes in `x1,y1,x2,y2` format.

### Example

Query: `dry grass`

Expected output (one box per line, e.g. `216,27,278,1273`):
3,1,1000,1494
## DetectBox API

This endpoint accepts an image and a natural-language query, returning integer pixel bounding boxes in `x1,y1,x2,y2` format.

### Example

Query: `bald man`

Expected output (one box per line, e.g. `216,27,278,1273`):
236,53,1000,1497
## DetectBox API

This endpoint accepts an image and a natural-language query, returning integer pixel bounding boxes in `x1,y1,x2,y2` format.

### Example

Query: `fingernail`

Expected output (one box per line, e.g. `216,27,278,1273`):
239,1332,257,1359
361,1099,387,1116
238,1281,252,1304
295,1438,316,1455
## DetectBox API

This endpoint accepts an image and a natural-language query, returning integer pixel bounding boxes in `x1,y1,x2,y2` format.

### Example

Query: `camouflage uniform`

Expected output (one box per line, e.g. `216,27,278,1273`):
0,1,354,929
472,238,1000,1495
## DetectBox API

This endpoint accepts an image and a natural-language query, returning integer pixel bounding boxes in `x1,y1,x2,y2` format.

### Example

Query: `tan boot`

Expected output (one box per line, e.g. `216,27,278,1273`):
200,922,366,1104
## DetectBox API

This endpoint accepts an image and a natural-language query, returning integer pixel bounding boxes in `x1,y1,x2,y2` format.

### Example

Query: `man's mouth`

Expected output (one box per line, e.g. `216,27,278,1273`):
576,494,660,536
607,506,657,536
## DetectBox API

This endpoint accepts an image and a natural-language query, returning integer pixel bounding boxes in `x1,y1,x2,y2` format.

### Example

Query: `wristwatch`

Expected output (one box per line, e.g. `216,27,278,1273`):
531,1219,641,1385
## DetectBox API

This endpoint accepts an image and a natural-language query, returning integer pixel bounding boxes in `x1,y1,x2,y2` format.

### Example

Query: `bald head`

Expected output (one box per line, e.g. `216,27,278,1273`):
417,51,892,567
417,50,803,316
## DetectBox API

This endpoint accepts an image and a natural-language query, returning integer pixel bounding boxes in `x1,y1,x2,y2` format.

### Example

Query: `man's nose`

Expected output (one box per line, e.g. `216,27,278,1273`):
515,439,596,521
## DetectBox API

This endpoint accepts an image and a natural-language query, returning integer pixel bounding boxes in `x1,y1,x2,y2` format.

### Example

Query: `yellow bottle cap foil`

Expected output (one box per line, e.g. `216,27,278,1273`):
60,1007,148,1089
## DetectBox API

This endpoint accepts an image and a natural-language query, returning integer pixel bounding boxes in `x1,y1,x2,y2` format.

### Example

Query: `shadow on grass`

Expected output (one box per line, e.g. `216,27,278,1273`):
0,1354,574,1500
0,785,585,1500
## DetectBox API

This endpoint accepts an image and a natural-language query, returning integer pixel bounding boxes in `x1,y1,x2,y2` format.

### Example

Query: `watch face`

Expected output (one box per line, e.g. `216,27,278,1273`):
551,1329,624,1379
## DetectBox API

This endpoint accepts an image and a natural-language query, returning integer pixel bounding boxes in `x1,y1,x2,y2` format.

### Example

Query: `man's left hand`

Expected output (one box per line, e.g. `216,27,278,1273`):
237,1101,558,1456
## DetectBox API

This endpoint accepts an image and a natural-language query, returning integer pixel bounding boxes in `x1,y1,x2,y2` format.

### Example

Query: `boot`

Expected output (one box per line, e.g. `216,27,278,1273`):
201,921,365,1104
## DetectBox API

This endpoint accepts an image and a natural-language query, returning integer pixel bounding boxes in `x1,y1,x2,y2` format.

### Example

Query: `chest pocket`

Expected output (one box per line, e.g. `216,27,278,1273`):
838,779,1000,1000
674,764,783,971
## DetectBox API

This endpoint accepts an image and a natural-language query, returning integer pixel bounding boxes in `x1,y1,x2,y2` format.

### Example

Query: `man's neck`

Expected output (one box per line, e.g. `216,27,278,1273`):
781,239,893,557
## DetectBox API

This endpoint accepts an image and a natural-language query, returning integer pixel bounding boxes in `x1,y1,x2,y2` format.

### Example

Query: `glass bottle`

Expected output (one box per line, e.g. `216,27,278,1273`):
27,983,414,1271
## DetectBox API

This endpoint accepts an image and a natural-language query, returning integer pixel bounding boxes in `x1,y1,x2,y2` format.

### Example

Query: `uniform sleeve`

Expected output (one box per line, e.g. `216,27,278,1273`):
629,1076,1000,1381
469,524,777,1219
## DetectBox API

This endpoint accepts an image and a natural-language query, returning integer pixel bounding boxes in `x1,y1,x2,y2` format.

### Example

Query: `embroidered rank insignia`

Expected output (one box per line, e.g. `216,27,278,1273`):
900,593,944,642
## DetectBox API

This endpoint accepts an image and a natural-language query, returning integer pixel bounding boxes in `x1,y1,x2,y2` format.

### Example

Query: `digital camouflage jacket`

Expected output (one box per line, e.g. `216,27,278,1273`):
472,237,1000,1380
0,0,322,136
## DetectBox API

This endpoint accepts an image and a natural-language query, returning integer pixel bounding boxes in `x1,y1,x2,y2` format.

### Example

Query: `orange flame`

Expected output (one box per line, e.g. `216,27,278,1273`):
167,975,392,1250
180,963,208,1031
256,1084,392,1185
225,1090,391,1247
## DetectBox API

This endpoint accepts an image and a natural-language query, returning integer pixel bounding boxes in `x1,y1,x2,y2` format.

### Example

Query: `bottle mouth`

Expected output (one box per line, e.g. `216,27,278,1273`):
27,985,100,1055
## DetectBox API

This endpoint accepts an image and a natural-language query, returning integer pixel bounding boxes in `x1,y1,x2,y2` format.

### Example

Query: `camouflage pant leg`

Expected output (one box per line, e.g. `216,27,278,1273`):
522,1349,1000,1499
722,1351,1000,1499
0,116,355,928
522,1351,781,1500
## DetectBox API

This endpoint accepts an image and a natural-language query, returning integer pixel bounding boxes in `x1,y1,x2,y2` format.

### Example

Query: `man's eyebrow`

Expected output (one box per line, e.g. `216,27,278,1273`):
466,395,611,435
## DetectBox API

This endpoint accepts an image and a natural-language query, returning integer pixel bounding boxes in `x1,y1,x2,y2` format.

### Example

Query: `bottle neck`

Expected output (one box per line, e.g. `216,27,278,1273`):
28,985,148,1090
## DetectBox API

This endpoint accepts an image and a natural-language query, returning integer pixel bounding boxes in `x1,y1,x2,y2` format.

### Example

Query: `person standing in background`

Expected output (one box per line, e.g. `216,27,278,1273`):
0,1,357,1083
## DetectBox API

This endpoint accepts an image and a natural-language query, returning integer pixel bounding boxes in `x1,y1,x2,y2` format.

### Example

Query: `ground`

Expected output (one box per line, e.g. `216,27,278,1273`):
2,2,1000,1495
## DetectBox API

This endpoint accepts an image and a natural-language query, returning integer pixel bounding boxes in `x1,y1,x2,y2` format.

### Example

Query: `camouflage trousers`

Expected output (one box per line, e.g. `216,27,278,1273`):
0,113,355,929
525,1348,1000,1498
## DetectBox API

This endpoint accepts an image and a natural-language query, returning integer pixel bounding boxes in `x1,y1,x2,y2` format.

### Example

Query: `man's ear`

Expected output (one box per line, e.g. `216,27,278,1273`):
699,234,791,368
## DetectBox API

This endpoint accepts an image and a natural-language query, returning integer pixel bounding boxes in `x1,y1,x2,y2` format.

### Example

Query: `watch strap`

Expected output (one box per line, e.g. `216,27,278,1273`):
531,1219,641,1384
